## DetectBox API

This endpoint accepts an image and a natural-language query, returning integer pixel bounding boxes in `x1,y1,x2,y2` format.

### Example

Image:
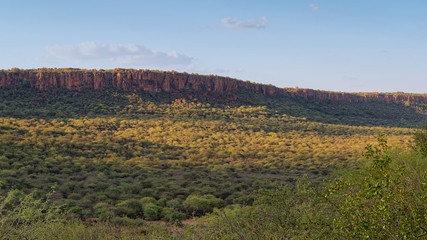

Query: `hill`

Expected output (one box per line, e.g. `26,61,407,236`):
1,68,426,128
0,68,425,225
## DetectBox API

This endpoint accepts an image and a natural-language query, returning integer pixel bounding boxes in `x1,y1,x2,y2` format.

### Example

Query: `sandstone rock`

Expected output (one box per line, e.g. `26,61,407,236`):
0,69,426,104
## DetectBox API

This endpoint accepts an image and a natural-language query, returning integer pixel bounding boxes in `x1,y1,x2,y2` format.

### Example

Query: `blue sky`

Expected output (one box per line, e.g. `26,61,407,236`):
1,0,426,93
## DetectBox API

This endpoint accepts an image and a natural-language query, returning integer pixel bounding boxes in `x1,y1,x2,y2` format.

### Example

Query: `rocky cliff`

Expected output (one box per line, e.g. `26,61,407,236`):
0,69,426,104
285,88,427,104
0,69,277,95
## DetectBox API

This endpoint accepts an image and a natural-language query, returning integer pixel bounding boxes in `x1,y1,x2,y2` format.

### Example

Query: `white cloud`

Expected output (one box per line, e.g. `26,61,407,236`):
221,16,268,29
40,42,193,68
309,3,320,11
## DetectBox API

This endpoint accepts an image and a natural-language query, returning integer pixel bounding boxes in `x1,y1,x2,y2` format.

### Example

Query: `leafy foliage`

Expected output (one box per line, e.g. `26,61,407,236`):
0,86,425,238
183,194,225,216
328,136,427,239
0,90,417,220
0,189,60,239
413,122,427,156
193,136,426,239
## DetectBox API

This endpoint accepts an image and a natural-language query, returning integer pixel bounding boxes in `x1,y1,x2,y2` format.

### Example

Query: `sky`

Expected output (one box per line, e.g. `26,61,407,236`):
1,0,427,93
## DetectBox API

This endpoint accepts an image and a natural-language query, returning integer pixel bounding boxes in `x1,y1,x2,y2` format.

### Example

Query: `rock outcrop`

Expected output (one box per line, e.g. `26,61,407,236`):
0,69,277,95
0,69,425,104
285,88,427,104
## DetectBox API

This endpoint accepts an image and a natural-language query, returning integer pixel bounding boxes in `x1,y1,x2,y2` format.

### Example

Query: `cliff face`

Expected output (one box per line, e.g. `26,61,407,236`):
0,69,426,104
0,69,277,94
285,88,427,104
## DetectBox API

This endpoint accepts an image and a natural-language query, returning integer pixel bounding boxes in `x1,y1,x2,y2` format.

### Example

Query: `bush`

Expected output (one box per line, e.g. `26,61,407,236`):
413,122,427,156
327,135,427,239
116,199,143,218
93,202,115,220
140,197,156,206
0,189,61,239
143,203,163,220
183,194,225,216
201,181,336,239
198,135,427,239
109,216,144,227
161,207,186,223
166,199,183,211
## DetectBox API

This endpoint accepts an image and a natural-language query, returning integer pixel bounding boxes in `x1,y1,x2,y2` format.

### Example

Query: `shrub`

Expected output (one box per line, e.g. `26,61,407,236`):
143,203,163,220
0,189,61,239
109,216,144,227
93,202,115,220
328,135,427,239
166,199,183,211
183,194,225,216
161,207,186,223
413,122,427,156
198,135,427,239
140,197,156,206
116,198,143,218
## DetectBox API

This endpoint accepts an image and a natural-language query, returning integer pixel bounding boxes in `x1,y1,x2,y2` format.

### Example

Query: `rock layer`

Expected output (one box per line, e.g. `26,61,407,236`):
285,88,427,104
0,69,425,104
0,69,278,95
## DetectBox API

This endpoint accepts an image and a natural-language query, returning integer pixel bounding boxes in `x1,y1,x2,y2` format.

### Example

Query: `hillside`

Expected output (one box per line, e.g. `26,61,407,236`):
1,68,426,104
0,68,425,229
1,68,426,128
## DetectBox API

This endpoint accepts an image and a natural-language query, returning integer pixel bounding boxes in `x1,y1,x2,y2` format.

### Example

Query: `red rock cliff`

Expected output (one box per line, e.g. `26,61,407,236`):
284,88,427,104
0,69,426,104
0,69,278,95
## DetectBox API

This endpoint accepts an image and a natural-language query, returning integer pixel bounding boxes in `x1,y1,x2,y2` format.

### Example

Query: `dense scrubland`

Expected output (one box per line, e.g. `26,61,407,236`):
0,80,426,239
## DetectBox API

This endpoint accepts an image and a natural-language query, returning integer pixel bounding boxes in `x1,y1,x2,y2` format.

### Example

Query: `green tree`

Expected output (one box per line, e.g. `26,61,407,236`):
328,135,427,239
183,194,224,216
0,189,60,239
143,203,162,220
413,122,427,156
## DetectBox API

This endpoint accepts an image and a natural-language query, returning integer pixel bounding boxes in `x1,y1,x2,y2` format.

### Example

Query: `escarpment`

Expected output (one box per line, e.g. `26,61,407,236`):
0,69,277,95
0,69,426,104
285,88,427,104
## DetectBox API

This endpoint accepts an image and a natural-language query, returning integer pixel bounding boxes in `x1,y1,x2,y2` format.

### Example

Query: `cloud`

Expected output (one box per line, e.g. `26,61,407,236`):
40,42,193,68
309,3,320,11
221,16,268,29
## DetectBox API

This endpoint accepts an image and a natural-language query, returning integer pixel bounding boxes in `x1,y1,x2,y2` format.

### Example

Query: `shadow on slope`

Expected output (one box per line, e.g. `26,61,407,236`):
0,87,425,128
234,91,426,128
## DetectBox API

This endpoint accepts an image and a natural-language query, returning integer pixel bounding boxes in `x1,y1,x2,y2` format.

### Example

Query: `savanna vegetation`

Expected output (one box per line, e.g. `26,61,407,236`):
0,85,426,239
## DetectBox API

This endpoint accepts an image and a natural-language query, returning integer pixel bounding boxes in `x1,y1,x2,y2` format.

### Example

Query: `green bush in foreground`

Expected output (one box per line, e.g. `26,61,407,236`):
198,179,336,239
198,135,426,239
328,135,426,239
413,122,427,156
0,189,61,239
